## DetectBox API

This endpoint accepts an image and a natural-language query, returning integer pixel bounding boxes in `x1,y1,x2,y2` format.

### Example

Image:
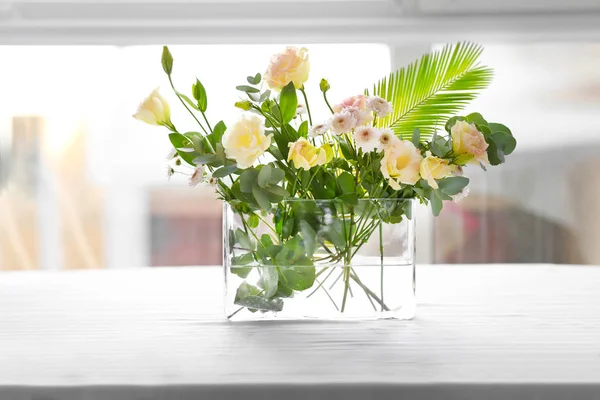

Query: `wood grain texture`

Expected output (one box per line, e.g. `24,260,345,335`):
1,265,599,400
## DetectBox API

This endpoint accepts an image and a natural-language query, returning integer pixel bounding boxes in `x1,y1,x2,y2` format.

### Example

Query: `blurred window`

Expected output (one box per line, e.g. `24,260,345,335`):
433,42,600,265
0,44,391,270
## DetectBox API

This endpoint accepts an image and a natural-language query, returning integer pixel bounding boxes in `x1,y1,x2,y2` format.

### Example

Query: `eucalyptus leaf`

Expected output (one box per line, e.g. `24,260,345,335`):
253,184,271,210
280,264,315,291
259,90,271,102
266,185,289,197
212,164,238,178
411,127,421,147
337,172,355,194
275,236,305,266
236,85,260,93
235,295,283,312
232,252,255,266
466,112,488,127
269,168,285,185
230,266,252,278
298,220,317,256
234,282,282,312
234,228,255,251
437,176,469,196
430,189,444,216
240,168,259,193
247,213,259,228
258,165,272,188
192,154,219,165
257,267,278,298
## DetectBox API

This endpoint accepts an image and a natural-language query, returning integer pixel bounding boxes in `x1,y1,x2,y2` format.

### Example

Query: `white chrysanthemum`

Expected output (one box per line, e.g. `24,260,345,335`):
189,165,205,187
309,123,330,137
296,104,307,116
205,173,218,187
377,128,400,150
330,111,357,135
166,148,177,160
166,165,175,180
452,187,470,203
367,96,393,117
353,126,381,152
345,106,373,127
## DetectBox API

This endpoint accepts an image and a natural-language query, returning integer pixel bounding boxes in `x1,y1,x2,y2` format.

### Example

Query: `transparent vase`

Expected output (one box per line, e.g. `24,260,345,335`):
223,198,416,321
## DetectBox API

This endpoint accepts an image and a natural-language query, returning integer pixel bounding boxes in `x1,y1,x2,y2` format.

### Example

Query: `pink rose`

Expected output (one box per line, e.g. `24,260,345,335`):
332,95,367,113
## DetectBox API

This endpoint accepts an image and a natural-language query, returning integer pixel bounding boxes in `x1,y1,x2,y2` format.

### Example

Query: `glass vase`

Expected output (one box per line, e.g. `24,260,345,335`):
223,198,416,321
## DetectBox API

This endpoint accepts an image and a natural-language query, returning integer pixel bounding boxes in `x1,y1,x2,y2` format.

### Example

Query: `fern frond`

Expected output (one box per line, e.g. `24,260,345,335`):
366,42,493,139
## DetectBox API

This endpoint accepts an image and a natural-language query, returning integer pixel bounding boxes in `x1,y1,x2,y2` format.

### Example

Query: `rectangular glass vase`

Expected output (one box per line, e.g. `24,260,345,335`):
223,198,416,321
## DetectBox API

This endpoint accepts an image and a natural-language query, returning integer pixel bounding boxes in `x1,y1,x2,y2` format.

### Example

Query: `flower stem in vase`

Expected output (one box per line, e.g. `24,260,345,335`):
379,221,384,311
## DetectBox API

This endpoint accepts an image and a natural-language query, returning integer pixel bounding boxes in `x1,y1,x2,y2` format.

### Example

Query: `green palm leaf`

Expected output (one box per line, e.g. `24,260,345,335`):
366,42,493,139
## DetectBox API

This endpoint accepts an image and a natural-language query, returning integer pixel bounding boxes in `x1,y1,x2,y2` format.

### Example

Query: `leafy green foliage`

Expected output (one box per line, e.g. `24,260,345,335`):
234,282,283,312
236,85,260,93
367,42,493,139
147,44,517,317
438,176,469,196
279,82,298,124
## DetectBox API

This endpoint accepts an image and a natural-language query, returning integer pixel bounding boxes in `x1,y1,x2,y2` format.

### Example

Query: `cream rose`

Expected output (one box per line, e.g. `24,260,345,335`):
288,138,328,170
419,151,457,189
380,140,423,189
264,47,310,90
451,120,489,164
222,114,271,169
133,88,172,127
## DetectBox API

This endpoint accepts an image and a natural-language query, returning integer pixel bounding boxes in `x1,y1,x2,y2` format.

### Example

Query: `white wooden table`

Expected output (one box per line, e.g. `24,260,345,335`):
1,265,599,400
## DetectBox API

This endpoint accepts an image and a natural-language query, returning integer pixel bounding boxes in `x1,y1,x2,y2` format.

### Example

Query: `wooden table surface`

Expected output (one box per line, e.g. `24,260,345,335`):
1,264,599,400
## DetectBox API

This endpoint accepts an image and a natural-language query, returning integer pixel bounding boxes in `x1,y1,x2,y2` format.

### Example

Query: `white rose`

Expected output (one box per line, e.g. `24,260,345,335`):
222,114,272,169
133,88,172,127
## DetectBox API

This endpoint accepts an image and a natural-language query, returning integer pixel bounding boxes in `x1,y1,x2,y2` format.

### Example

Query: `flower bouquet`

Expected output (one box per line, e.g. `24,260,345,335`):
134,43,516,320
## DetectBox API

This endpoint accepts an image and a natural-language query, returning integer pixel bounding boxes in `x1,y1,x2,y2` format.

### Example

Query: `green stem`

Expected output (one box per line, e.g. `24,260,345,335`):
323,92,334,114
299,87,313,126
304,166,322,190
227,306,244,319
328,270,344,290
167,75,210,137
254,213,277,235
350,270,390,311
340,205,355,313
307,267,336,298
379,221,384,311
240,216,286,284
316,279,340,311
201,111,213,133
341,266,350,313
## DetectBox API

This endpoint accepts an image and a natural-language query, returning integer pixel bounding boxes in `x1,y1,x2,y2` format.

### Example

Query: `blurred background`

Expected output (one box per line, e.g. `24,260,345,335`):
0,0,599,271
